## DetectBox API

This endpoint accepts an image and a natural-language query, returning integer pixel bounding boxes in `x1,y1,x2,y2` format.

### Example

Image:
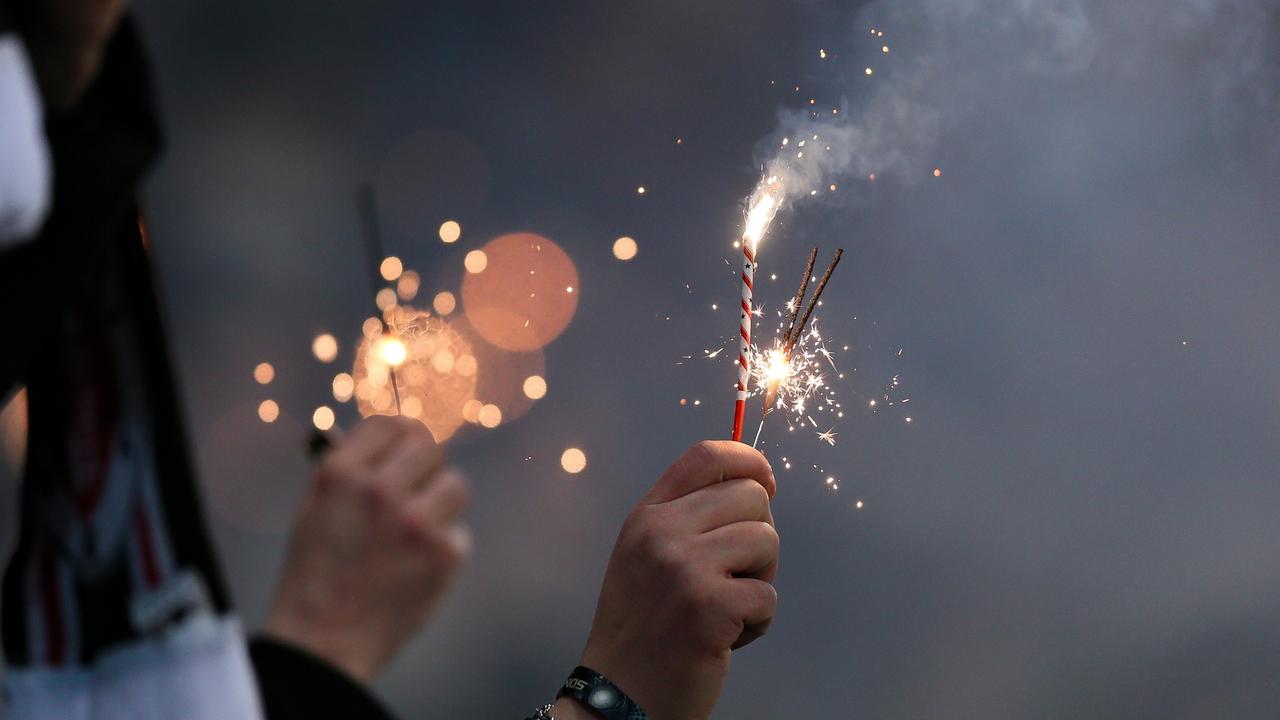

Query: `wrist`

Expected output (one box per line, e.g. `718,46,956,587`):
263,611,377,684
550,697,596,720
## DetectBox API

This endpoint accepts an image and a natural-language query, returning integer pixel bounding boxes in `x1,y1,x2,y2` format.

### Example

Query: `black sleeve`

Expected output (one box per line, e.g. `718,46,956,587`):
249,635,398,720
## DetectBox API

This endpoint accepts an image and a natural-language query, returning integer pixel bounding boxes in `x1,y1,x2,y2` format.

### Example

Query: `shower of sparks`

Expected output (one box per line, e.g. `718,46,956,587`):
749,319,840,432
743,177,785,250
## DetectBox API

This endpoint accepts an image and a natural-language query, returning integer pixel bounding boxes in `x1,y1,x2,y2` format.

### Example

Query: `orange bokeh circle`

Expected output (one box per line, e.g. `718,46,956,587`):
461,232,578,351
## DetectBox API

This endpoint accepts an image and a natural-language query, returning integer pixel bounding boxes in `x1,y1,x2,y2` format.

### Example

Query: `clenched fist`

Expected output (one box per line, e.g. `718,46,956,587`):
264,416,471,683
558,441,780,720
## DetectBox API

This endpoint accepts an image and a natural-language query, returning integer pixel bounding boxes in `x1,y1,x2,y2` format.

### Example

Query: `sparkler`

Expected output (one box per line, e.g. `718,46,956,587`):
731,177,785,442
762,247,843,418
356,185,403,415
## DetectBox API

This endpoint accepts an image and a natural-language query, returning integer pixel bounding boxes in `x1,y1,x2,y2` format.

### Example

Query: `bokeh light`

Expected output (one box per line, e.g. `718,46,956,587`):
257,399,280,423
612,236,638,261
561,448,587,474
464,250,488,274
478,403,502,428
312,406,335,431
362,317,383,339
454,315,545,424
439,220,461,243
380,256,403,282
375,287,399,311
461,398,482,423
332,372,354,402
522,375,547,400
397,270,420,301
433,290,457,315
461,232,579,351
353,308,476,443
312,333,338,363
253,362,275,384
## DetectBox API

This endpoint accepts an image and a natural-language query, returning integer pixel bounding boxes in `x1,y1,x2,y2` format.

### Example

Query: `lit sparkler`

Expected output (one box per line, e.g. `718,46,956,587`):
760,247,843,422
731,176,785,442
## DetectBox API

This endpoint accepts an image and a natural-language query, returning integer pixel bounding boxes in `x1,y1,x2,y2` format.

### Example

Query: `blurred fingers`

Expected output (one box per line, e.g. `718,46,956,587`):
374,428,444,496
406,466,471,528
328,415,412,470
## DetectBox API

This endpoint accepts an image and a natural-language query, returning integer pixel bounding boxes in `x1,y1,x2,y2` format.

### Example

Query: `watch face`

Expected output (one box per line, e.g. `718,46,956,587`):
588,686,619,709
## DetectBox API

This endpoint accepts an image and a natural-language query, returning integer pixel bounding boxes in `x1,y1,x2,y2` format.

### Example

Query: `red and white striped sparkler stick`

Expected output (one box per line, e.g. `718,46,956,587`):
730,178,784,442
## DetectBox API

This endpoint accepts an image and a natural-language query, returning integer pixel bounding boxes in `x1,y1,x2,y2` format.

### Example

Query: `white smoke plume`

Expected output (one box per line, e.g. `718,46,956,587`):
755,0,1279,210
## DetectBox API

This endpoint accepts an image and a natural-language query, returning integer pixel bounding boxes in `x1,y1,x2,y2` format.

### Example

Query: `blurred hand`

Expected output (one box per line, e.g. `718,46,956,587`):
11,0,127,108
264,416,471,683
566,440,779,720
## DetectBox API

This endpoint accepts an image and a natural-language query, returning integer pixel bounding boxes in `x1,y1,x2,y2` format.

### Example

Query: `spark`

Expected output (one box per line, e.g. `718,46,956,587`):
749,319,839,430
817,428,838,445
742,177,785,250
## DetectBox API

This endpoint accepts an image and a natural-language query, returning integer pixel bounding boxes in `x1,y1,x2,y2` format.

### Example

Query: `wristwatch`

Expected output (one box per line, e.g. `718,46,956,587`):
555,666,647,720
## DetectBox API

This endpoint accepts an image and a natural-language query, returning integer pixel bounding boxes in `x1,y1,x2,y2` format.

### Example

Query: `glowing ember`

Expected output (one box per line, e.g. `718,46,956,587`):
750,322,837,427
353,308,477,442
374,336,407,366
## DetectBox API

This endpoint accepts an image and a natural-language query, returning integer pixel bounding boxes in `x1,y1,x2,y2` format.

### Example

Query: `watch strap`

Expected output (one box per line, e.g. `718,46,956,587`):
556,666,647,720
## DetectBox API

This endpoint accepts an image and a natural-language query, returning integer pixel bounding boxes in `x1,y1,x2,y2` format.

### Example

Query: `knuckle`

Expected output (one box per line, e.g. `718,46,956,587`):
688,439,720,466
750,520,780,550
741,478,770,508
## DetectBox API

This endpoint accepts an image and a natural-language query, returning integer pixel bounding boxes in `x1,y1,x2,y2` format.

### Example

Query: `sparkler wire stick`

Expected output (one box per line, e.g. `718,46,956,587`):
356,185,402,415
785,248,843,356
764,247,843,418
783,247,818,348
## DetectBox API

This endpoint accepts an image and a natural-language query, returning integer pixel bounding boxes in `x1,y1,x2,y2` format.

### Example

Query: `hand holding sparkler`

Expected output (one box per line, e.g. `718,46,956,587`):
570,441,778,720
266,416,471,683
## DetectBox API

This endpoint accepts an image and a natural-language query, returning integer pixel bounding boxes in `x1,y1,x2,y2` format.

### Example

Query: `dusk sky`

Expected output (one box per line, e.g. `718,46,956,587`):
3,1,1279,717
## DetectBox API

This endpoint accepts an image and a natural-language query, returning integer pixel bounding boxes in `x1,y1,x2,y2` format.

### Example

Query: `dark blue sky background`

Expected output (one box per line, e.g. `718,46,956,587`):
4,0,1280,717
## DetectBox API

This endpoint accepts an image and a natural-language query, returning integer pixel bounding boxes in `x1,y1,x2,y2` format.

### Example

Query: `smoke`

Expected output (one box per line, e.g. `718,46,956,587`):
756,0,1280,208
